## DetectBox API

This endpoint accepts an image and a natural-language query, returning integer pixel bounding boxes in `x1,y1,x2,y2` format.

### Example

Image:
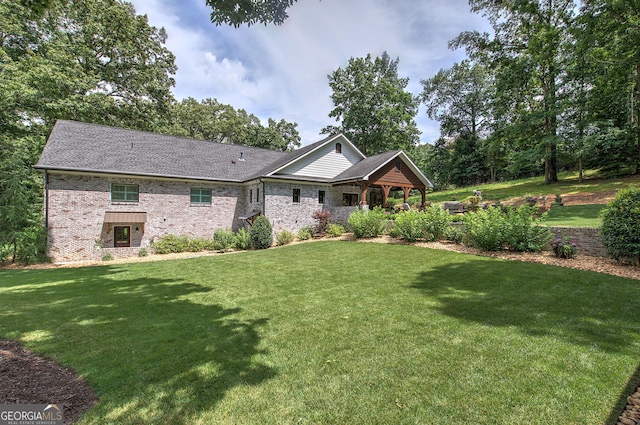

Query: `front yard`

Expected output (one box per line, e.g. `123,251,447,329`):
1,241,639,424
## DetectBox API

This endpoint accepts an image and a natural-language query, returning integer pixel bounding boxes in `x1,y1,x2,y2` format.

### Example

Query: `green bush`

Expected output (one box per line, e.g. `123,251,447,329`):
187,238,213,252
444,226,464,244
392,206,452,242
250,216,273,249
15,225,48,264
138,248,148,257
152,234,191,254
297,226,313,241
348,207,387,239
393,210,425,242
601,186,640,264
234,228,250,250
422,205,453,241
275,229,295,246
326,223,345,237
504,206,551,252
212,228,236,252
463,207,507,251
102,253,114,261
463,206,551,252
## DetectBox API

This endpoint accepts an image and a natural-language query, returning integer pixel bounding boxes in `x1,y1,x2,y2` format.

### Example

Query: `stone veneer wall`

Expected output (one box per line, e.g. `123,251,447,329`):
47,173,247,262
451,222,607,257
263,181,360,233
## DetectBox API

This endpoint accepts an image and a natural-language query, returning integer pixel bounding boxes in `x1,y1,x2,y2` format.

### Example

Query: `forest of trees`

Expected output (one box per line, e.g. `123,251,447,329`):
418,0,640,189
2,0,639,261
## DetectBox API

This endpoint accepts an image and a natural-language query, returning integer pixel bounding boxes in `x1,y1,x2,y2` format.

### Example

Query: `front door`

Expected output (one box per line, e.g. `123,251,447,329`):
114,226,130,248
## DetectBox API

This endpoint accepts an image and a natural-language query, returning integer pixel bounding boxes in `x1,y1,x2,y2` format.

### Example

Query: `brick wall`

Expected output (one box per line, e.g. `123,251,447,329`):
263,181,360,233
46,173,246,262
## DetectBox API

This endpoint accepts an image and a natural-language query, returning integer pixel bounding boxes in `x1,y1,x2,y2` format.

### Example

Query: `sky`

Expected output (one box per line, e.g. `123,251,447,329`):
129,0,492,146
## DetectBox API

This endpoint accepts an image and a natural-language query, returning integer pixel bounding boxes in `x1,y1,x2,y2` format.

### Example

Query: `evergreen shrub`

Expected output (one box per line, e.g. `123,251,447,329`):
250,216,273,249
601,187,640,264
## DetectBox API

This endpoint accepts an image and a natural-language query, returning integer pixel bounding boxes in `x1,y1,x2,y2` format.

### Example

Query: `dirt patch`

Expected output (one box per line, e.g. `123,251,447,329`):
561,191,617,206
0,339,98,424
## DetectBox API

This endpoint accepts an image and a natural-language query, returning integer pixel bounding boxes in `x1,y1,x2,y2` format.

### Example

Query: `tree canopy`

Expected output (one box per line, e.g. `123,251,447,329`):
323,52,420,156
205,0,297,27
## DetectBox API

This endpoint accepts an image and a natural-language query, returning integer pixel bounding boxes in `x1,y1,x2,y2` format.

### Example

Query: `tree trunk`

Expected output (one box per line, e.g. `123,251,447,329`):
578,152,583,183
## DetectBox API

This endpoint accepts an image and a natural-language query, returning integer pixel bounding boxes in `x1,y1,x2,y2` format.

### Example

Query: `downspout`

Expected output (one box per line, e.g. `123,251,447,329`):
43,170,49,249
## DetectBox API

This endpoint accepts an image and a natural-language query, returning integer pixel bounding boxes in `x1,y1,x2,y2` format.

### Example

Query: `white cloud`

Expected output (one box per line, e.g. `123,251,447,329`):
130,0,491,145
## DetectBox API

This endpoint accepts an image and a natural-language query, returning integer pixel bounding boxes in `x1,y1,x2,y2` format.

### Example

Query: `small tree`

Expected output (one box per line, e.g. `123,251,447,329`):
312,210,331,236
249,216,273,249
601,187,640,264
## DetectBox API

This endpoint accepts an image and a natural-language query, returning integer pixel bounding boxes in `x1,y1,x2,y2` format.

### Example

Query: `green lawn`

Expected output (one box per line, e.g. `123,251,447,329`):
544,204,605,227
1,242,640,424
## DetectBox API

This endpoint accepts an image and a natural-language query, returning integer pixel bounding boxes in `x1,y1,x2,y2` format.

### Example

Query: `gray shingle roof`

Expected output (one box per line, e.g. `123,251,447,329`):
35,120,431,187
333,150,401,182
35,120,288,182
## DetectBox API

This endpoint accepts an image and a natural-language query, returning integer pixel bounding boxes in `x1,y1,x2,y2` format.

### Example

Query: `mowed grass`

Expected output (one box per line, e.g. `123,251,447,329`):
1,241,640,424
544,204,605,227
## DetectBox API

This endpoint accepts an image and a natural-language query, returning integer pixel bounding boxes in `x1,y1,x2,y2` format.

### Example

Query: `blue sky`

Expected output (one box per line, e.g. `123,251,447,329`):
129,0,491,145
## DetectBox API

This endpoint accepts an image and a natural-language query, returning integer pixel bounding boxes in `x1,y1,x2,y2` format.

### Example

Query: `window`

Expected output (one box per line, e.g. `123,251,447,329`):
293,188,301,204
250,189,253,202
190,188,212,205
395,160,402,171
342,193,358,206
318,190,325,204
256,187,260,202
335,143,342,153
111,184,139,202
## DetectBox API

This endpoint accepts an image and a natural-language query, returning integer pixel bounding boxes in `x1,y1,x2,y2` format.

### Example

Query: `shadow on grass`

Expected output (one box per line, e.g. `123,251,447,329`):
410,257,640,354
0,265,275,424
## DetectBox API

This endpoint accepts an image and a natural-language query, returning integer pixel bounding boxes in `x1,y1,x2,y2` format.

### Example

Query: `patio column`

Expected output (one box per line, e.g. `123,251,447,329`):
381,185,392,208
360,182,369,207
420,188,426,208
403,187,411,203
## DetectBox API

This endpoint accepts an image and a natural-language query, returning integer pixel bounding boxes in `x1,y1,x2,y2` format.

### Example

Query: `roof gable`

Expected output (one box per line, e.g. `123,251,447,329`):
265,134,365,179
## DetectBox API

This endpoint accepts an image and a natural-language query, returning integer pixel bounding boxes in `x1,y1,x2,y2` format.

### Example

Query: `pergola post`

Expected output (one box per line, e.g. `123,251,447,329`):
360,182,369,208
402,187,411,203
420,188,426,208
381,185,392,208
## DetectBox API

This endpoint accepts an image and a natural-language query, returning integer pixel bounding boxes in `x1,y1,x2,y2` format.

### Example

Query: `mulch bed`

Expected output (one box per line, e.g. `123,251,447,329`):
0,339,97,424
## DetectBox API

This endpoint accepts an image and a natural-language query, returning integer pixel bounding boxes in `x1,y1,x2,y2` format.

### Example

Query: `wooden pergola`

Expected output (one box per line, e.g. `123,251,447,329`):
358,156,428,208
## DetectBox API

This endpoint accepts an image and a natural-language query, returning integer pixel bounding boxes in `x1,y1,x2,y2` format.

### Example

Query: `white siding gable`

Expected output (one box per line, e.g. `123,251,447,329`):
277,137,362,179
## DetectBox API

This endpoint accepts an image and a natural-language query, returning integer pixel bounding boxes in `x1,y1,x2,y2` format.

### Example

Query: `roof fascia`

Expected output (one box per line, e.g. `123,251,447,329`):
39,168,247,185
265,134,366,177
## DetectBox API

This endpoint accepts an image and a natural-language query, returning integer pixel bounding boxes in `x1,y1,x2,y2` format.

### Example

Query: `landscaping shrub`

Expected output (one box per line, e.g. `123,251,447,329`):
102,253,114,261
187,238,213,252
152,234,191,254
212,228,236,252
234,228,250,250
504,206,551,252
393,210,424,242
601,186,640,264
422,205,453,241
275,229,295,246
348,207,387,239
297,226,313,241
326,223,345,238
463,207,507,251
444,226,464,244
393,206,452,242
312,210,331,236
463,206,551,252
249,216,273,249
138,248,148,257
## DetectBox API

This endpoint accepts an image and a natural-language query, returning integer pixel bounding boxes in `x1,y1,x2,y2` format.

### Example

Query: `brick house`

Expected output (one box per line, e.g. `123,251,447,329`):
35,120,433,262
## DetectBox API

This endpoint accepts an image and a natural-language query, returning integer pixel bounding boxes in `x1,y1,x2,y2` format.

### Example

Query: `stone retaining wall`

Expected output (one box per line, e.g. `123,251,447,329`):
451,222,607,257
